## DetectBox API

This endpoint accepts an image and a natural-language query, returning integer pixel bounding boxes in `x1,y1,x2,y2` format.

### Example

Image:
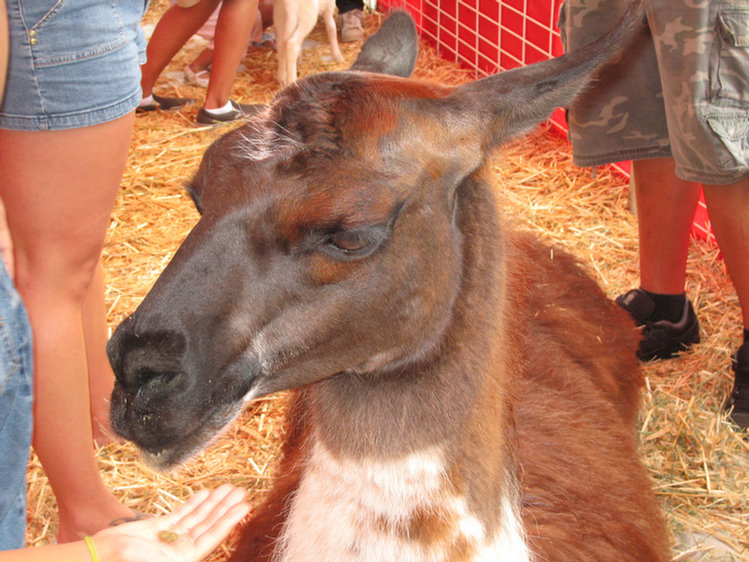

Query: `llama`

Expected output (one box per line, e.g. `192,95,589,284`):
107,6,671,561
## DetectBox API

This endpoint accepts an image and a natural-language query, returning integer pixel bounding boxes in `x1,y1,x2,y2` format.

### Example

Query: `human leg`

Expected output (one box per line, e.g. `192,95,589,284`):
702,180,749,428
646,0,749,424
85,262,118,446
140,0,220,99
0,113,138,542
610,158,703,360
702,181,749,327
258,0,273,27
185,46,214,88
202,0,258,110
188,47,214,74
631,158,702,295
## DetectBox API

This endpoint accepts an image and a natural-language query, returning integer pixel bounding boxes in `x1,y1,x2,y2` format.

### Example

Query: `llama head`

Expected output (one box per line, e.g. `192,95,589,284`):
107,5,645,469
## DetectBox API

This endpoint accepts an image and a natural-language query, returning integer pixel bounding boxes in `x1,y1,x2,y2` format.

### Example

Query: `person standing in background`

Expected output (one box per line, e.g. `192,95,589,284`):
138,0,262,125
561,0,749,429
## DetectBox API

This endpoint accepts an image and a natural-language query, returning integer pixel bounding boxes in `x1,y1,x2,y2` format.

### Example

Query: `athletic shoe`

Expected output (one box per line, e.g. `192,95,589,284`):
616,288,700,361
726,342,749,430
196,100,264,125
137,93,194,112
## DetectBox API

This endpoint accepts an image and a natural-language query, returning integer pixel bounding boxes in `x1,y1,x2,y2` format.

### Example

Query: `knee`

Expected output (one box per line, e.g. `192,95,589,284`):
13,249,102,305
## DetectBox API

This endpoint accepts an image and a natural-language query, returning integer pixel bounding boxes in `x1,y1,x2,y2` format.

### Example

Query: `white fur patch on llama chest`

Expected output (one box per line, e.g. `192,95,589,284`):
273,439,531,562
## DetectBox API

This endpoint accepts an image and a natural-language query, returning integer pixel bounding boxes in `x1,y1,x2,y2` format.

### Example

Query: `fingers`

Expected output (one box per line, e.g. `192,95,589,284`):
92,486,249,562
168,485,249,559
170,488,212,522
191,494,250,558
173,485,248,535
172,485,240,531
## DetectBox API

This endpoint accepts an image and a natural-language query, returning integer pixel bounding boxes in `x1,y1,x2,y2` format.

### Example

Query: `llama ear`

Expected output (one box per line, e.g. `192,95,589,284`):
349,11,418,77
446,0,645,152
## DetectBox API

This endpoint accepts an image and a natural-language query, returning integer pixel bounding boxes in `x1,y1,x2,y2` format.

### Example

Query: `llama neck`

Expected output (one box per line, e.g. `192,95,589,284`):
277,176,529,561
274,436,529,562
309,174,508,458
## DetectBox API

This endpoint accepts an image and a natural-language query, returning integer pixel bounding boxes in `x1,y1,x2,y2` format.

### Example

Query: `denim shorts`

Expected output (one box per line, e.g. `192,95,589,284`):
0,0,148,131
560,0,749,185
0,265,33,550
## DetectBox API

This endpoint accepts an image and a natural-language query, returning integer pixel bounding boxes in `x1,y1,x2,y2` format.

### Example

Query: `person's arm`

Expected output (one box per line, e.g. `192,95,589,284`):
0,485,250,562
0,541,96,562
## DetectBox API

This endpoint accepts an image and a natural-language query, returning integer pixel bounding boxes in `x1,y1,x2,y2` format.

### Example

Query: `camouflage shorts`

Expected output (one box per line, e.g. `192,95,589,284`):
560,0,749,184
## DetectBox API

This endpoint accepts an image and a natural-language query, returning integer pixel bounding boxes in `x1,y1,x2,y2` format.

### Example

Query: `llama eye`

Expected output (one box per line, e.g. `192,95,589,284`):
315,203,404,261
329,230,370,253
319,226,388,261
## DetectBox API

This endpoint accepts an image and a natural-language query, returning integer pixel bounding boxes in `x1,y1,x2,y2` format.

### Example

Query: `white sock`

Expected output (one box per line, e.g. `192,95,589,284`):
139,94,154,107
205,100,234,115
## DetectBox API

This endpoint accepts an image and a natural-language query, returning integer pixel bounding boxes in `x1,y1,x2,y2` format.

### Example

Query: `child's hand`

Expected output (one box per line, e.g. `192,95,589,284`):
93,485,250,562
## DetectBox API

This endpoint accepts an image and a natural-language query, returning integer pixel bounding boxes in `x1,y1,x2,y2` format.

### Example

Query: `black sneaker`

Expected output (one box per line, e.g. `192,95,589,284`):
616,288,700,361
137,93,194,112
726,343,749,430
196,100,264,125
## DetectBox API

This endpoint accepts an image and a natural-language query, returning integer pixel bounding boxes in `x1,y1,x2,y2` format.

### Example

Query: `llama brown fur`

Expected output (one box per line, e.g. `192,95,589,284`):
107,7,670,561
228,177,670,562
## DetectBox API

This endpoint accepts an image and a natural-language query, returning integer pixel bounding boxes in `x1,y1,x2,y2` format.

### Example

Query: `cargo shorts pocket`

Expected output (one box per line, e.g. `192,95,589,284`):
705,110,749,169
713,10,749,105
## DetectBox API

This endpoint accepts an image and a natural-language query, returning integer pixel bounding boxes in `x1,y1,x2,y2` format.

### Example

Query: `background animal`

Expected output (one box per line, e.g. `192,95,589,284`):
273,0,343,87
107,5,670,561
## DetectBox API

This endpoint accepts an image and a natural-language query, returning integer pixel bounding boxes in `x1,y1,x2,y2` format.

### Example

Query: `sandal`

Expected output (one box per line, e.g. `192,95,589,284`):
184,65,210,88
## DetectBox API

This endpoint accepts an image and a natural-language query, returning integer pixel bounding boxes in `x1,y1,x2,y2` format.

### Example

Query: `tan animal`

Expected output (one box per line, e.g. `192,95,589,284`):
273,0,344,87
108,6,670,562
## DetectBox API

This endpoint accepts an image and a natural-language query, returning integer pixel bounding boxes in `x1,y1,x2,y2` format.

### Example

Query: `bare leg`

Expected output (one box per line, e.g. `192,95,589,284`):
0,114,137,542
85,261,118,446
140,0,221,98
258,0,273,28
631,157,702,294
203,0,258,110
188,47,215,74
702,179,749,327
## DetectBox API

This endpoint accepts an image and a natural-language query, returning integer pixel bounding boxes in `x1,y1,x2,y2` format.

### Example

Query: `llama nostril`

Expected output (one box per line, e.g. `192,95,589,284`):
108,326,188,392
133,366,181,390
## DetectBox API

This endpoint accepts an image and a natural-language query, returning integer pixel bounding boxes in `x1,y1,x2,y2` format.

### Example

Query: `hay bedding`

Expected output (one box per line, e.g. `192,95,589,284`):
24,2,747,560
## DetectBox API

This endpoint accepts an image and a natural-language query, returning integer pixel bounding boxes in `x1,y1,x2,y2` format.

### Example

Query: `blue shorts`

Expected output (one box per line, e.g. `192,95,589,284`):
0,0,148,131
0,265,33,550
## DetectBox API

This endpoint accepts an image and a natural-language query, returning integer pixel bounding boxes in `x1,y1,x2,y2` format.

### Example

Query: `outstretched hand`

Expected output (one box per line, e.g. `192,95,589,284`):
93,485,250,562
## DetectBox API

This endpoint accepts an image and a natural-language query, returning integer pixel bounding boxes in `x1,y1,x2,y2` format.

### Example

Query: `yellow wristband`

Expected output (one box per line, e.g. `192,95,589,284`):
84,535,100,562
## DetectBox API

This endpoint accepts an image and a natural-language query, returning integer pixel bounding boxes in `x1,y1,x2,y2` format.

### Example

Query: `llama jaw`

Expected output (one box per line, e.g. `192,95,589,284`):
135,400,243,471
